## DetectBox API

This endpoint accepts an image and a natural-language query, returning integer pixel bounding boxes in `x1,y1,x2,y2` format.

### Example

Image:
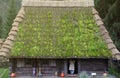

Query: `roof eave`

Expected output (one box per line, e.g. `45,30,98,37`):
9,56,110,59
92,7,120,60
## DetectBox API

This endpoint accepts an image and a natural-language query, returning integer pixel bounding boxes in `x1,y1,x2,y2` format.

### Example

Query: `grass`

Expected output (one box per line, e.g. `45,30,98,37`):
0,68,4,73
0,68,9,78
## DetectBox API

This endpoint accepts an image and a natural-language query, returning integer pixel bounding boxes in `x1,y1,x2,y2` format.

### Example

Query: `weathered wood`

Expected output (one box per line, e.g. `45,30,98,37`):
79,59,108,73
15,59,64,76
64,60,67,75
16,67,33,76
12,58,109,77
78,60,81,74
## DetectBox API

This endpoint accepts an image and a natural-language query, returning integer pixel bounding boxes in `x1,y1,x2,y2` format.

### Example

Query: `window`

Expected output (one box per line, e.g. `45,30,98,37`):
17,60,25,67
49,60,56,66
39,60,56,66
25,59,32,67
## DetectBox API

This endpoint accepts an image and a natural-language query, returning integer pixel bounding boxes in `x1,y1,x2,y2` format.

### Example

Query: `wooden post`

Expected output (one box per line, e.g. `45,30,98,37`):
64,60,67,75
78,60,81,74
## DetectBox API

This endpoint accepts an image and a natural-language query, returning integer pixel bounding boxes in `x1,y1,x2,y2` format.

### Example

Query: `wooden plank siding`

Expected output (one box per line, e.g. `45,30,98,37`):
10,58,108,77
16,67,32,76
11,59,65,76
78,59,108,75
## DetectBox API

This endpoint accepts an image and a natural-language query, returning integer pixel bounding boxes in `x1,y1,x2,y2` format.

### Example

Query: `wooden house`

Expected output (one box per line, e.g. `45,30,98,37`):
0,0,120,77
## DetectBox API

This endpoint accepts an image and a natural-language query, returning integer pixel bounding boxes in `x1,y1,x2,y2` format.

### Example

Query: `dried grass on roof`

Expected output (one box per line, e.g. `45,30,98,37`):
11,7,111,58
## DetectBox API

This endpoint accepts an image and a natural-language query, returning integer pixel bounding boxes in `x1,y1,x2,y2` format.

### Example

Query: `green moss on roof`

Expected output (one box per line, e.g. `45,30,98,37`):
11,7,111,58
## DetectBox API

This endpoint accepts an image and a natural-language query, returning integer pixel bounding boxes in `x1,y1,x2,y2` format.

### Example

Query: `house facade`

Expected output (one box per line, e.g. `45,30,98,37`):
0,0,120,78
9,58,108,77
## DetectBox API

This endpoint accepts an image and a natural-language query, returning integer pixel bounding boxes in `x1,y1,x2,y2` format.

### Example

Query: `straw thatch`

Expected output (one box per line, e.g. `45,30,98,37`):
22,0,94,7
92,8,120,60
0,1,119,60
0,7,25,57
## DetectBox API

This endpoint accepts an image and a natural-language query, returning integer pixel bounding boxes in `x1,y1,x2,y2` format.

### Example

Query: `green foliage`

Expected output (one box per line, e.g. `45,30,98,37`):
3,0,17,39
110,23,120,50
94,0,116,18
104,0,120,51
0,0,21,39
95,0,120,51
0,0,9,25
11,7,111,58
0,16,3,38
0,68,9,78
79,71,116,78
109,67,120,78
79,71,89,78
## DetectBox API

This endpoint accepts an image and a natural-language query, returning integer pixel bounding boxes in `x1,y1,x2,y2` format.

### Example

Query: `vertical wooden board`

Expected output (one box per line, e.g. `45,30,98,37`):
78,60,81,74
64,60,67,75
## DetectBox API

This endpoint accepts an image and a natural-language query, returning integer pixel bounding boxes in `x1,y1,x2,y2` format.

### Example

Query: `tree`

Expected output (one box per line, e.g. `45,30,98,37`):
3,0,17,39
95,0,120,50
0,16,3,38
94,0,116,18
104,0,120,50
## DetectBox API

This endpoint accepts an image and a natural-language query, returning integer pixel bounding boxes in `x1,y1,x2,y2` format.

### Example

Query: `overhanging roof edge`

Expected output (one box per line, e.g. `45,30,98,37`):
92,7,120,60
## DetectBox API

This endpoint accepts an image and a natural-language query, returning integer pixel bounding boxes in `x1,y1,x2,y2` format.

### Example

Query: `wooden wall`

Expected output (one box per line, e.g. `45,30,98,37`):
39,60,64,76
10,58,108,76
78,59,108,75
11,59,65,76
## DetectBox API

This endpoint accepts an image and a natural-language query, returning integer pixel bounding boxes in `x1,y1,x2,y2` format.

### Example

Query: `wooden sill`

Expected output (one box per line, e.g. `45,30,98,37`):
67,74,78,77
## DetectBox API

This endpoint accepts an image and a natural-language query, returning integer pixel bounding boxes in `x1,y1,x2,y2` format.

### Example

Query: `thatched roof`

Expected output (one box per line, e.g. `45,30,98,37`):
92,8,120,60
0,0,120,60
9,6,111,58
0,7,25,57
22,0,94,7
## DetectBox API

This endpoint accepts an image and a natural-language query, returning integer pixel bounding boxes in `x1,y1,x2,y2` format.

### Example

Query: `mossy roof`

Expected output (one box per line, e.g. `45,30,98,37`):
10,7,111,58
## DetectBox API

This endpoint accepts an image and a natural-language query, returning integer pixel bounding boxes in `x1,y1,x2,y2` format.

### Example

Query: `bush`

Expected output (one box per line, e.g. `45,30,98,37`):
79,71,90,78
109,67,120,78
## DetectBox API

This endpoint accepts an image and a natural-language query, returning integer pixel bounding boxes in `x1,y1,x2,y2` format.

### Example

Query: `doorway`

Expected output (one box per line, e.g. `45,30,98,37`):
67,59,78,74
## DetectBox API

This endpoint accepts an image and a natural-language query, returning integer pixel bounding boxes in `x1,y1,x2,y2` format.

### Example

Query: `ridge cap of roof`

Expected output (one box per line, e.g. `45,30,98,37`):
22,0,94,7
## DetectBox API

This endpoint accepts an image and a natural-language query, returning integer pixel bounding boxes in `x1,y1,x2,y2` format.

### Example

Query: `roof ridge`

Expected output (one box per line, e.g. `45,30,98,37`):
22,0,94,7
0,7,25,57
92,8,120,60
